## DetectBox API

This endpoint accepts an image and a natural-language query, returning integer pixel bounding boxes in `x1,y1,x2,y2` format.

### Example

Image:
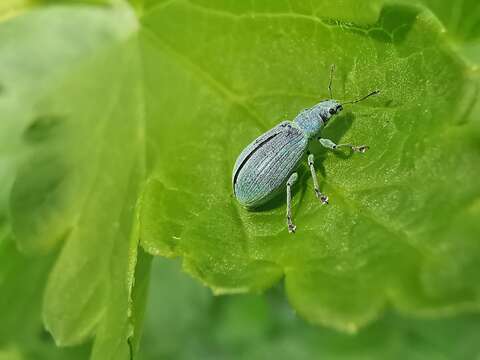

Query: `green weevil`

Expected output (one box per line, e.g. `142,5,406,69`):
232,65,379,233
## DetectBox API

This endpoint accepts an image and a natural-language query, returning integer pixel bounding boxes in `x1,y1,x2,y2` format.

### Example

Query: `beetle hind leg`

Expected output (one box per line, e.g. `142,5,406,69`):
307,153,329,205
286,172,298,233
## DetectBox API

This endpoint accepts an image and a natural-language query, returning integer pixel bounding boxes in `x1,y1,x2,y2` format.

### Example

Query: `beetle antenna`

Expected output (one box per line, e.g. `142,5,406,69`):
342,90,380,105
328,64,335,99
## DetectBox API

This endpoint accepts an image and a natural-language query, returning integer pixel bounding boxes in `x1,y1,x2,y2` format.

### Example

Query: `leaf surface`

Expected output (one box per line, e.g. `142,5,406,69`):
138,0,480,330
2,0,480,343
1,3,150,358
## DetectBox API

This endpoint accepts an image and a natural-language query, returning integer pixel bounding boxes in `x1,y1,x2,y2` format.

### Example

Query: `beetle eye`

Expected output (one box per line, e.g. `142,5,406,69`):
329,108,336,115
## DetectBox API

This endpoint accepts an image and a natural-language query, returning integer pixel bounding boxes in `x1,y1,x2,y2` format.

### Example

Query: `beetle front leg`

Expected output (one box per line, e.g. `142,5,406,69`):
286,172,298,233
307,153,328,205
318,138,369,153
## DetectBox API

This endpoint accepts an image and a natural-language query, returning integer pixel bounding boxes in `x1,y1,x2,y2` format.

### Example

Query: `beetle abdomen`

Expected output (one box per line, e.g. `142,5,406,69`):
232,122,307,208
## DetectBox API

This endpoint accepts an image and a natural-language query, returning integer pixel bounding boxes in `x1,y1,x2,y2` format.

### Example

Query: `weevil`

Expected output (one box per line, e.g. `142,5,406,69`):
232,65,379,233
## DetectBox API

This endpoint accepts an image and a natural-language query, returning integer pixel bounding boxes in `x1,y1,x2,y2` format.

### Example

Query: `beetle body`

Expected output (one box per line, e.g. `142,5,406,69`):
232,100,342,208
231,64,378,233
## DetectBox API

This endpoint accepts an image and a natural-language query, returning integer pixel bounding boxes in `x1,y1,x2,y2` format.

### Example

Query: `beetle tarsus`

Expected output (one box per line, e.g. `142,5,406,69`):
314,189,329,205
287,219,296,233
352,145,369,153
320,194,329,205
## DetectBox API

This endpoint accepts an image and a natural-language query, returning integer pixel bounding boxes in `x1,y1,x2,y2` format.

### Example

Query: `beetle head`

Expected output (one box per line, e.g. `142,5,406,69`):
325,100,344,122
293,100,343,138
312,100,343,124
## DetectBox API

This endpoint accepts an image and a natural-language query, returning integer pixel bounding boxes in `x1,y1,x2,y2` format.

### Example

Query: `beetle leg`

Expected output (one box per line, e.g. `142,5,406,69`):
286,172,298,233
318,138,369,153
307,153,328,205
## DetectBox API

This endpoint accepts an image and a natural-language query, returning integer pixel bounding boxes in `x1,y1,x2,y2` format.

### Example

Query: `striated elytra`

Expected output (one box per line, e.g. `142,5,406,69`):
232,65,379,233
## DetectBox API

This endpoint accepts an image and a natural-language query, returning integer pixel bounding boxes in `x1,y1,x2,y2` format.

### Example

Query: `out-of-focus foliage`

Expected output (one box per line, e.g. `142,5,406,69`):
0,4,149,359
139,258,480,360
0,0,479,359
0,228,91,359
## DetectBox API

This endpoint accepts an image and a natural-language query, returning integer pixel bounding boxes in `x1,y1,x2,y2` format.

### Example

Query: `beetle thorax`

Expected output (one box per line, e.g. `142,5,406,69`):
293,100,342,138
293,104,326,138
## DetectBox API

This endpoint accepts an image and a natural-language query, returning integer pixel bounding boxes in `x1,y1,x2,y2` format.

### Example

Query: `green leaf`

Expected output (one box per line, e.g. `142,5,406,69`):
407,0,480,66
3,0,480,345
138,0,480,331
0,1,32,22
1,3,150,358
0,0,113,23
413,0,480,42
139,257,480,360
0,228,91,360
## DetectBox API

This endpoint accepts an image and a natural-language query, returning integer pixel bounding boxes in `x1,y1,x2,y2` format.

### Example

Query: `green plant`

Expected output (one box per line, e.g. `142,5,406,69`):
1,0,479,359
